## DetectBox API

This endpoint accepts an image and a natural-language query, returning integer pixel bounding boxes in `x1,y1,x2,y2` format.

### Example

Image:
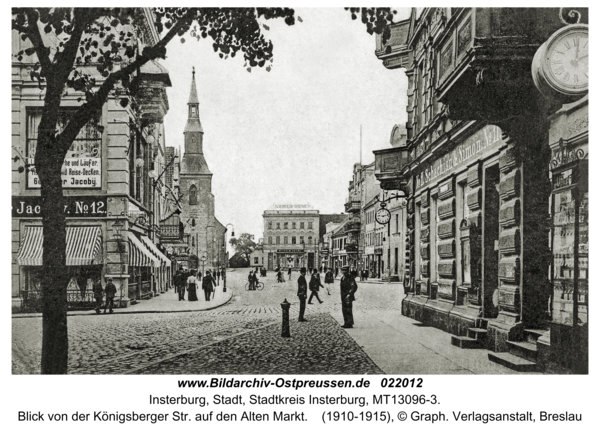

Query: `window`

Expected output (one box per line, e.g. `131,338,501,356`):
300,236,304,244
268,221,272,229
396,214,399,233
192,237,195,247
284,222,288,229
292,236,296,244
254,257,259,264
292,222,296,229
27,108,102,189
308,236,312,244
300,222,305,229
276,236,280,244
284,236,288,244
308,222,313,229
189,185,198,205
268,236,272,244
191,107,196,116
276,222,280,229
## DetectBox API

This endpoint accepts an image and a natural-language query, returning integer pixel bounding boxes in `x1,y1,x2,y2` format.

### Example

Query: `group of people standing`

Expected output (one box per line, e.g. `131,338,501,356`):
92,277,117,314
173,267,223,302
296,266,356,327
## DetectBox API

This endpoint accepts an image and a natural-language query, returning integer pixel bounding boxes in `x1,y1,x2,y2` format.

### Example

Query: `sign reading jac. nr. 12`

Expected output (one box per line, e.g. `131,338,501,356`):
12,196,107,218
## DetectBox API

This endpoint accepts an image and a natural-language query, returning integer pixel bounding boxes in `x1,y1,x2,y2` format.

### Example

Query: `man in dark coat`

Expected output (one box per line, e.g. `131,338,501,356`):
104,277,117,314
92,278,103,314
203,270,216,301
340,265,358,328
297,267,308,322
175,268,186,301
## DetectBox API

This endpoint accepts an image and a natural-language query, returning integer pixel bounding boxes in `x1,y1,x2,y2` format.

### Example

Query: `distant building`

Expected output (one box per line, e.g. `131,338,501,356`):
261,204,320,270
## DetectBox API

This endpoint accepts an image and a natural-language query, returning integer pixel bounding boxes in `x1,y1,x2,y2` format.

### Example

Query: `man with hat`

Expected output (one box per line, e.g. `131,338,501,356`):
297,267,308,322
340,265,358,328
104,277,117,314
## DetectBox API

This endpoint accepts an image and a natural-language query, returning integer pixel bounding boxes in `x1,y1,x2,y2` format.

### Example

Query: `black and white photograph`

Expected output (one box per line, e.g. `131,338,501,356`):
7,3,594,429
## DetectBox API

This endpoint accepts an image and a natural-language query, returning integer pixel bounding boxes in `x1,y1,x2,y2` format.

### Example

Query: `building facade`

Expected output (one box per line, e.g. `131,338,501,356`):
12,9,173,311
373,7,588,372
262,204,320,270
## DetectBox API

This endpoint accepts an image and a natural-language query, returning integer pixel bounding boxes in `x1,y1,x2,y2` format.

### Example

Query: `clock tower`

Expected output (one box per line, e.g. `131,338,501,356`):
179,67,217,269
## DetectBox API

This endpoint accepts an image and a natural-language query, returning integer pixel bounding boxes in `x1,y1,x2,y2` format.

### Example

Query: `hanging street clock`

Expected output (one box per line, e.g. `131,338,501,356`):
375,204,391,225
532,24,588,102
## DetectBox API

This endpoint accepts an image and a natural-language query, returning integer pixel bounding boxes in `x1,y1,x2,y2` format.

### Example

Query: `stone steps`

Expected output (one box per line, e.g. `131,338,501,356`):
488,351,538,372
451,335,482,349
507,340,538,362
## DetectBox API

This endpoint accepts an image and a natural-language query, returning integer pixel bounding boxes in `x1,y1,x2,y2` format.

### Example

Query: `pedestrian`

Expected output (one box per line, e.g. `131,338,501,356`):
187,270,199,301
297,267,308,322
335,267,339,278
308,268,324,304
92,278,103,314
248,270,256,290
276,269,284,283
215,268,220,286
202,270,215,301
324,267,334,295
340,265,358,328
104,277,117,314
287,267,292,281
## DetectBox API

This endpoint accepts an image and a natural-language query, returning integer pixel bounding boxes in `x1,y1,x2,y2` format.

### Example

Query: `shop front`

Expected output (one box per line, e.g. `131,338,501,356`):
16,224,104,312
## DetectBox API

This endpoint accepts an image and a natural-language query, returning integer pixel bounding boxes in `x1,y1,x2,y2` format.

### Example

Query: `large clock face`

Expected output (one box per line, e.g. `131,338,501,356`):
375,208,391,225
546,26,588,92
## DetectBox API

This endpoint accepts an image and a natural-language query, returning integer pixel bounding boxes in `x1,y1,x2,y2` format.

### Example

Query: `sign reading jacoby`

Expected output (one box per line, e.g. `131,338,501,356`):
12,196,107,218
416,125,503,189
28,157,101,189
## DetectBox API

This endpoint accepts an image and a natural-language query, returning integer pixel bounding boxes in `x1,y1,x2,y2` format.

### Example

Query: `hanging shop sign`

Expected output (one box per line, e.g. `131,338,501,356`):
416,125,503,190
12,196,107,218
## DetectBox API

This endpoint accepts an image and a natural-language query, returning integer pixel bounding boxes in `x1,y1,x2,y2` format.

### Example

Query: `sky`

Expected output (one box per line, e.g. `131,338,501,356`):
161,7,411,240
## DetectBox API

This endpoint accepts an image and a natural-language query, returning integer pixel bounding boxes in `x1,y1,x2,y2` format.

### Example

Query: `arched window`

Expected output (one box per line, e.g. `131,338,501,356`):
189,185,197,205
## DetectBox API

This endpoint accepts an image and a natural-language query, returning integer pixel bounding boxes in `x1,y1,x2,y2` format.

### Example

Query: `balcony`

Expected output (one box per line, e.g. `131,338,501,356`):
345,242,358,253
344,200,361,213
373,146,410,192
345,221,361,233
160,225,182,241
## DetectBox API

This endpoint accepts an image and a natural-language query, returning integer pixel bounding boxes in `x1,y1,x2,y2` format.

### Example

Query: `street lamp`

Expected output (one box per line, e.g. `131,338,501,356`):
200,255,207,276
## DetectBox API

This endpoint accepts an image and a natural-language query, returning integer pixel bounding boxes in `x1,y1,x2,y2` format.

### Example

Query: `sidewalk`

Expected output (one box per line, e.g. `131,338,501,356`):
331,308,539,375
14,285,233,319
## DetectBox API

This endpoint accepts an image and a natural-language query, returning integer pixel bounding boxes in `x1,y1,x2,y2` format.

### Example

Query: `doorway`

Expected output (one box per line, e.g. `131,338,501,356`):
483,165,500,318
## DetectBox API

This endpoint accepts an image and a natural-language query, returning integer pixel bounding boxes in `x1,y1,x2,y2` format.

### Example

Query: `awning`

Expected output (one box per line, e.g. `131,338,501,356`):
17,226,103,266
129,233,160,268
140,235,171,267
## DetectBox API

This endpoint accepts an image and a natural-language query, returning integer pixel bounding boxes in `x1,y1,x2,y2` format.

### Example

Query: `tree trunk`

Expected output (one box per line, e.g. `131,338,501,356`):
38,150,70,374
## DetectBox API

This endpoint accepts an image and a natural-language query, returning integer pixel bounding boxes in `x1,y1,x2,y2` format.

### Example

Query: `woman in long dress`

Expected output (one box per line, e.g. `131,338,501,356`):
187,270,199,302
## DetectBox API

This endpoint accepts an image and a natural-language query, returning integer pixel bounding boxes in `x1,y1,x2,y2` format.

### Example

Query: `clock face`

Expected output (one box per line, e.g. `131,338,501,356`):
545,26,588,92
375,208,391,225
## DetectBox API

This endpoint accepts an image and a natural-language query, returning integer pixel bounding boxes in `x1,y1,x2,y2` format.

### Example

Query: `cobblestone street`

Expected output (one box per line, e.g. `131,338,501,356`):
12,269,401,375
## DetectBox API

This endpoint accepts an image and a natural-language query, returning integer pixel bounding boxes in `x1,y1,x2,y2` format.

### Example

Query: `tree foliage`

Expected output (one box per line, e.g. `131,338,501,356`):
229,233,257,262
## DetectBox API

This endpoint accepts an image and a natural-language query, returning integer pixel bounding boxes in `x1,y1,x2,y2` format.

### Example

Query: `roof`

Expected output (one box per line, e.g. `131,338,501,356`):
266,203,315,211
318,214,347,239
184,118,204,134
188,68,199,104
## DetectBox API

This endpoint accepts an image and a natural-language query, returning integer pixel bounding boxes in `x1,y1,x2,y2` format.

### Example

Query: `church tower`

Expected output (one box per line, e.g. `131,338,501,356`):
179,68,216,269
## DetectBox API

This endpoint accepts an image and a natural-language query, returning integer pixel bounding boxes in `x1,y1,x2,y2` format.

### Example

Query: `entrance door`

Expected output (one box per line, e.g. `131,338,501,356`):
483,165,500,318
268,253,273,271
308,253,314,269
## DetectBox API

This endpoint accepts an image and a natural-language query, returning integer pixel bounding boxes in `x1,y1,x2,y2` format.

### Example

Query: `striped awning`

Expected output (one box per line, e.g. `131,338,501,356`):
129,232,160,268
17,226,103,266
140,235,171,267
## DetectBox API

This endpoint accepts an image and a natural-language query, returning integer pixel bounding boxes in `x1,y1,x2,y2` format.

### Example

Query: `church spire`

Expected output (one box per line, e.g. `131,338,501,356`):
184,67,204,137
188,67,199,104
